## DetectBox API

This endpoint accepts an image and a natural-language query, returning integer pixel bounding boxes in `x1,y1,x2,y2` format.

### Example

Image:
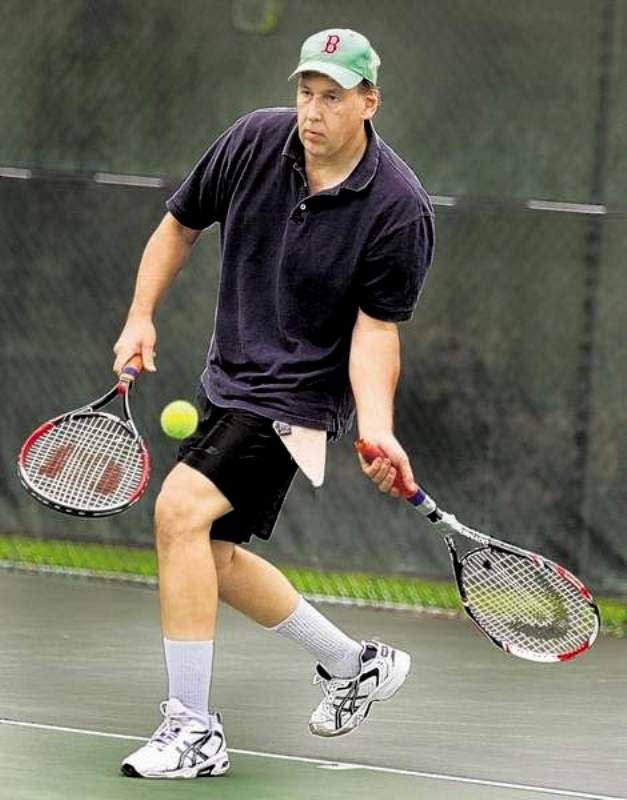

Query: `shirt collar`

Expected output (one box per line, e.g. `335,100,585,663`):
282,118,380,194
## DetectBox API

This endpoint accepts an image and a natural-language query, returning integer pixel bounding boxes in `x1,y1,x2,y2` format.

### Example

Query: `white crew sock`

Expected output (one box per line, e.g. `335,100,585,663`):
270,597,362,678
163,638,214,725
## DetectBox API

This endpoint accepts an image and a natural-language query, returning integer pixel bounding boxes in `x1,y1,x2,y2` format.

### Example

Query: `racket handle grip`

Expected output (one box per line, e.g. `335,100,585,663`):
118,354,143,391
354,439,436,512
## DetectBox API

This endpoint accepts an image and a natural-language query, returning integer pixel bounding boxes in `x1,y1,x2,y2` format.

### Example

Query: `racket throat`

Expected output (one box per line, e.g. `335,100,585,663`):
407,488,441,520
444,535,465,589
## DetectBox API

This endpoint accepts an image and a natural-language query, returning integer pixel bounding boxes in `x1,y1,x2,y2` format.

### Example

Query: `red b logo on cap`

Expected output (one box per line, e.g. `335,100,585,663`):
323,34,341,54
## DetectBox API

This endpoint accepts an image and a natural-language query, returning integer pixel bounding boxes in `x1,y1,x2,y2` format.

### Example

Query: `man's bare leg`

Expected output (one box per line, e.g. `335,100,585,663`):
212,540,362,677
155,465,361,682
152,463,231,726
156,463,232,639
209,540,411,739
211,540,299,626
121,463,233,778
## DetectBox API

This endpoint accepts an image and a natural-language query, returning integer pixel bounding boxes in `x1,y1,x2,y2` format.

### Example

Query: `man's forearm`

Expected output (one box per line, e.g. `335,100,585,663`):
349,310,416,494
113,214,200,372
128,214,199,320
349,311,400,436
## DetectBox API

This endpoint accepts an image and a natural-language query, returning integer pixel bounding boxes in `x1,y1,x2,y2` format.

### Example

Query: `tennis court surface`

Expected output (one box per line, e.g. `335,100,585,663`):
2,570,625,800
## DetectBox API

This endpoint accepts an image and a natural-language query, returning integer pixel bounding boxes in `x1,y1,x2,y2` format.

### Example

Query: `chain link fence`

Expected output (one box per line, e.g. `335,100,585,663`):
1,0,625,601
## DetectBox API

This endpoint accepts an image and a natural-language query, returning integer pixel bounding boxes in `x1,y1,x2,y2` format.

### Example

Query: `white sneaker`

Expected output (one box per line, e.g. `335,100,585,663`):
309,640,411,737
121,698,230,779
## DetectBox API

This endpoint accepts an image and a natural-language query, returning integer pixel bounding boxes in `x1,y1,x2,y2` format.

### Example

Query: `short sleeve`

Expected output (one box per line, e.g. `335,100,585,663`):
358,213,435,322
165,119,245,230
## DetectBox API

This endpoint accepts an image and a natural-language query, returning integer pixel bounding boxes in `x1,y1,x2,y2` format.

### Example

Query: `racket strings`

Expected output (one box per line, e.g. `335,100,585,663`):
22,414,145,511
460,549,597,656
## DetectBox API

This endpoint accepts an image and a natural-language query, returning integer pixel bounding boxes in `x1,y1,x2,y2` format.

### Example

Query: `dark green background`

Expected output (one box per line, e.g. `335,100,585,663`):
1,0,625,594
2,0,625,201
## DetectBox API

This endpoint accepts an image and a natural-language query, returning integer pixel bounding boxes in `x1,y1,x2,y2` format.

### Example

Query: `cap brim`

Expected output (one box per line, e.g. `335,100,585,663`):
288,61,362,90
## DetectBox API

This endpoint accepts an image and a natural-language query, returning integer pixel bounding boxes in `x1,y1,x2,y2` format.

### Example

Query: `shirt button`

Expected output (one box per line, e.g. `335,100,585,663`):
299,203,306,211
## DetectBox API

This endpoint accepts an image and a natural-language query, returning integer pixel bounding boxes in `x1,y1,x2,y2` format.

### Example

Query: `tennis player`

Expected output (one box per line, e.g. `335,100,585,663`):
114,29,434,779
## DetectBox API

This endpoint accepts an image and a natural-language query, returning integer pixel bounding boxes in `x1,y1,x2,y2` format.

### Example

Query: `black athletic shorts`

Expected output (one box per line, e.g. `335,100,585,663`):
176,393,298,544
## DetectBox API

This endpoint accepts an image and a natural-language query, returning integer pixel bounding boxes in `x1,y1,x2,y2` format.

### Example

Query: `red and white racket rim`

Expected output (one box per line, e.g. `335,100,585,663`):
18,415,151,517
458,546,601,663
501,635,598,663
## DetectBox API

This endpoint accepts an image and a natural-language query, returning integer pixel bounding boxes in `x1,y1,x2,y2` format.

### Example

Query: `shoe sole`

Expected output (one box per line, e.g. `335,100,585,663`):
121,756,230,779
310,649,412,738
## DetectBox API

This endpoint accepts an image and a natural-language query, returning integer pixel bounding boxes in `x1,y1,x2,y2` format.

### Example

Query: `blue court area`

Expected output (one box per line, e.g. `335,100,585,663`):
1,570,625,800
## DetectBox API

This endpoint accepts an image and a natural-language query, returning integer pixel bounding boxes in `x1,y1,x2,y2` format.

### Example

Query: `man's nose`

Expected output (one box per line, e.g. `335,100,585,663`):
306,96,322,119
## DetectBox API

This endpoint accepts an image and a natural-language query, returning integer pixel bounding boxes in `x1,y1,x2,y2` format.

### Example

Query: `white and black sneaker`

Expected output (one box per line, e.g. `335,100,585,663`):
309,640,411,737
121,698,230,779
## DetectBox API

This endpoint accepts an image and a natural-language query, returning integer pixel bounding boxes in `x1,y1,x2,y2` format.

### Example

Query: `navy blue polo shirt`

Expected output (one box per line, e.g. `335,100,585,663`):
166,108,434,437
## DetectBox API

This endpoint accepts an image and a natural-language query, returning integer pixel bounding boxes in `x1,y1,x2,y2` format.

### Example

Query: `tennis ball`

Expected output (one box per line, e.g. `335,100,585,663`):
160,400,198,440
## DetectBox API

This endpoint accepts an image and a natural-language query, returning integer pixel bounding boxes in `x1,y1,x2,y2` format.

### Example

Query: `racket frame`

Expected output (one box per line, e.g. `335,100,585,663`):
354,440,600,663
18,360,150,517
406,486,601,662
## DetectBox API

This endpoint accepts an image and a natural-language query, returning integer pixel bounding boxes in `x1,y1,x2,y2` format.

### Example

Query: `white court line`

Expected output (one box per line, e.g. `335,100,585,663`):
0,562,459,617
0,165,615,218
0,166,32,179
0,718,622,800
430,194,457,206
93,172,164,188
526,199,606,215
0,561,158,585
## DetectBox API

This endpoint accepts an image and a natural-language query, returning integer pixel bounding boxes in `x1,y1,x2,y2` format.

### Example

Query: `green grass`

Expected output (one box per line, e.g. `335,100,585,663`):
1,534,624,637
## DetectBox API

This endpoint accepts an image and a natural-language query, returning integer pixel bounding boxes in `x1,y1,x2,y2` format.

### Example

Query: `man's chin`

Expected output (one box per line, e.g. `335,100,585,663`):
301,139,331,159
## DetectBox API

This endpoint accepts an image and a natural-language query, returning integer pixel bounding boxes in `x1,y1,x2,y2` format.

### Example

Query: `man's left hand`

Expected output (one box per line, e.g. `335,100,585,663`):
356,431,417,498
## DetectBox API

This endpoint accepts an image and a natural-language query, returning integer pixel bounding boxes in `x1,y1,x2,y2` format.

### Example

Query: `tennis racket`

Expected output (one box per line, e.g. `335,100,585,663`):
356,440,600,663
18,356,150,517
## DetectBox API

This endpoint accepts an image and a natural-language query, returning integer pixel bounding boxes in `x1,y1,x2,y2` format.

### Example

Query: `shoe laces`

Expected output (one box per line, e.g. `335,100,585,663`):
149,702,203,750
314,673,358,712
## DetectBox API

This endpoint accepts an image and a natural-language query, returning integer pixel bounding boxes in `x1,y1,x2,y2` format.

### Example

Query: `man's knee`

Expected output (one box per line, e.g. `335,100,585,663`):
155,464,232,547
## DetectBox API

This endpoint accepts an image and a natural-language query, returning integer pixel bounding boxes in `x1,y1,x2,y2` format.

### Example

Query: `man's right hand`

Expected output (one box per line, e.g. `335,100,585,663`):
113,315,157,375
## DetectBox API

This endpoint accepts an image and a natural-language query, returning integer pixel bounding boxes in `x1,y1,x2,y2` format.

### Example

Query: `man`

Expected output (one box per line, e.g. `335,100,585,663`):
114,29,434,779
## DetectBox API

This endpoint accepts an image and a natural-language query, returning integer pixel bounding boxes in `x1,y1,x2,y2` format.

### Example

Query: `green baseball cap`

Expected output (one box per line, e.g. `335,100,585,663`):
289,29,380,89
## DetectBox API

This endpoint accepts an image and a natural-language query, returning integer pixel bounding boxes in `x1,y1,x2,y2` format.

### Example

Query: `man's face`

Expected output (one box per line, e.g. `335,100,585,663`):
296,73,377,160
